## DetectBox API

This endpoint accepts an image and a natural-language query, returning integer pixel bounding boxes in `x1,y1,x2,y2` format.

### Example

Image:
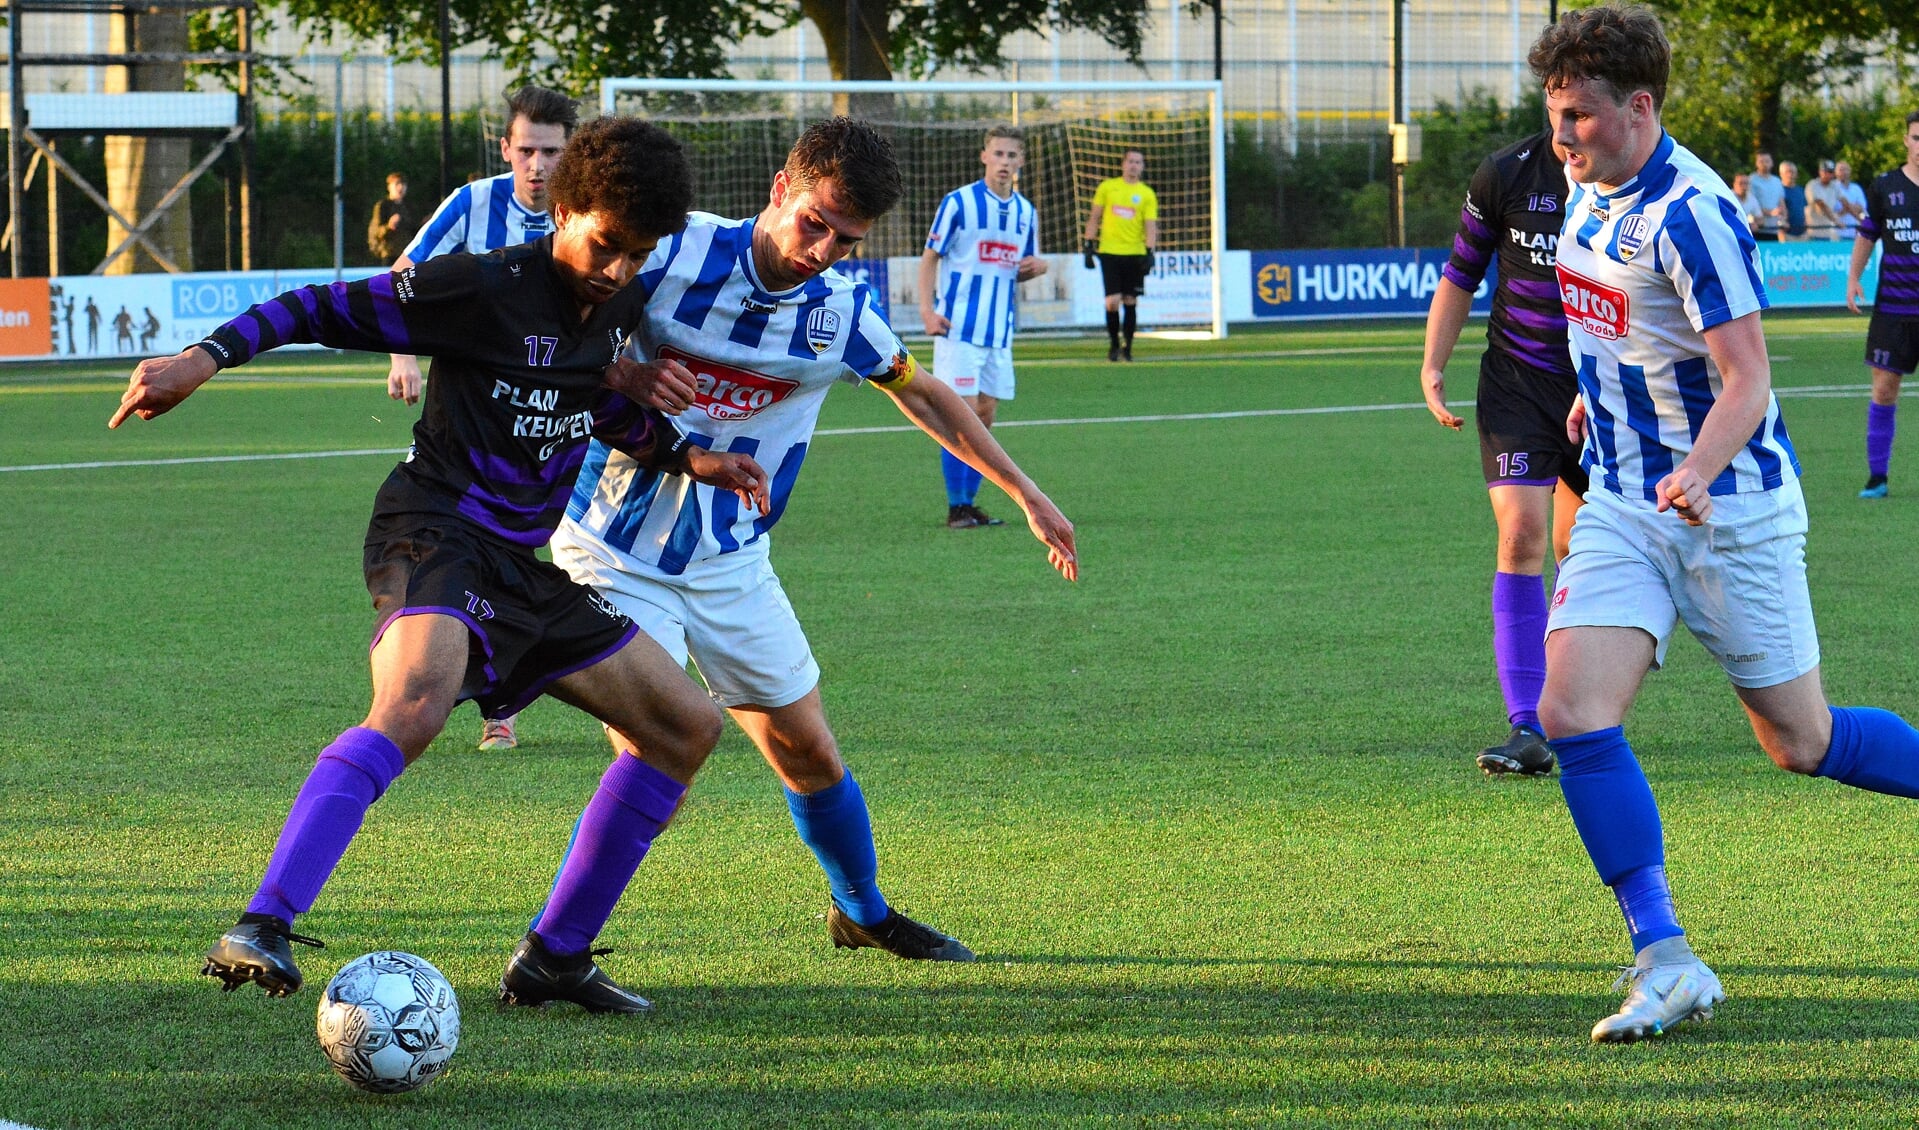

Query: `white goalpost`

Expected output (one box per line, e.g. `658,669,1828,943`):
600,78,1228,340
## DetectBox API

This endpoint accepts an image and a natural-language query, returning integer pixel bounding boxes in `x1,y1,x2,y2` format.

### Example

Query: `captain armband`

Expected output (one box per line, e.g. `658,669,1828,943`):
869,348,918,391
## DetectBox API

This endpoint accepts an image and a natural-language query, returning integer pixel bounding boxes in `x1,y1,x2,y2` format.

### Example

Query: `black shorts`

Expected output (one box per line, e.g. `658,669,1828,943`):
1476,349,1589,493
1098,253,1149,299
1866,313,1919,376
362,484,636,720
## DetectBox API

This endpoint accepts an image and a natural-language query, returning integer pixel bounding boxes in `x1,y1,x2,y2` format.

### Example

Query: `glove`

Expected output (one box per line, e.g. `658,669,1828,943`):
1144,248,1156,274
1082,240,1097,270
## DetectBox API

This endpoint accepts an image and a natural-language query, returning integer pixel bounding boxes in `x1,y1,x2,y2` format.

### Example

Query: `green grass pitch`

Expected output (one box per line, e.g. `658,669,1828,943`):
4,314,1919,1128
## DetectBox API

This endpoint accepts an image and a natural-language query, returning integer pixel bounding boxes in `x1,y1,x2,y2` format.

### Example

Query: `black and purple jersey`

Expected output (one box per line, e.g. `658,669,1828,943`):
1861,169,1919,318
197,239,668,547
1442,129,1573,377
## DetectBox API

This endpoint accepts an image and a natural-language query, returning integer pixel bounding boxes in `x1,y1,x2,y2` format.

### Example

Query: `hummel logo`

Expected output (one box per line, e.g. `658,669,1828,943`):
741,295,777,314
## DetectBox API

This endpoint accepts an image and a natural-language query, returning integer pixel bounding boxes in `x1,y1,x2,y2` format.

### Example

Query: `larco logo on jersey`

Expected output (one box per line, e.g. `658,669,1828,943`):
977,240,1021,267
805,308,840,354
1557,265,1630,340
661,345,800,421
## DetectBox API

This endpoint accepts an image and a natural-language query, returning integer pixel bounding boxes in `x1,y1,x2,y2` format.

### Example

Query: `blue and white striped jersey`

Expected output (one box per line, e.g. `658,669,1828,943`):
401,172,553,262
925,181,1038,349
1555,133,1798,500
561,212,909,576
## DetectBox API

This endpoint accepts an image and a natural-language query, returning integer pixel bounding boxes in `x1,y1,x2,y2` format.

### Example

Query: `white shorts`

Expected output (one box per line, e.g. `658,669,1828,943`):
549,539,820,709
1547,480,1820,688
931,336,1015,400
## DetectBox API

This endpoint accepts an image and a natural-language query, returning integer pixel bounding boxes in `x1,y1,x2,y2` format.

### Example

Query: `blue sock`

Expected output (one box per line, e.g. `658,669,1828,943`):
961,463,984,506
941,450,970,507
1552,727,1684,949
1817,706,1919,798
785,772,888,927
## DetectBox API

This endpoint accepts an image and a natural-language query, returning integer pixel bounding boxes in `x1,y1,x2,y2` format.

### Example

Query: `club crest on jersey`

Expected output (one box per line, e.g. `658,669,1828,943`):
1557,265,1630,341
661,345,801,421
805,308,840,354
1616,215,1650,261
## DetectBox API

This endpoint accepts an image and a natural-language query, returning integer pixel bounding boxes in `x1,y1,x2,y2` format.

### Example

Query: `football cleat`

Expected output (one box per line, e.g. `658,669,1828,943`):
1476,726,1556,777
1590,958,1724,1043
962,504,1005,528
202,912,324,997
1860,474,1889,500
478,716,519,750
499,931,651,1014
946,504,981,530
828,904,976,962
1121,345,1133,362
1107,344,1121,363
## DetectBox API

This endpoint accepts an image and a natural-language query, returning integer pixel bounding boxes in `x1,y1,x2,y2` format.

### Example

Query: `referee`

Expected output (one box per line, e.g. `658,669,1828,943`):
1081,149,1158,361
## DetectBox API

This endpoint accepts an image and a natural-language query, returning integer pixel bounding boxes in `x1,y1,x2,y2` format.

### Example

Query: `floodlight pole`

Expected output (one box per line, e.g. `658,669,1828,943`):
1213,0,1223,84
1386,0,1407,248
8,6,26,277
438,0,452,200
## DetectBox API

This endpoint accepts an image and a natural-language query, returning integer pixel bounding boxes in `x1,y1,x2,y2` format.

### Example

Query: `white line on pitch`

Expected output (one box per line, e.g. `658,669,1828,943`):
0,383,1888,474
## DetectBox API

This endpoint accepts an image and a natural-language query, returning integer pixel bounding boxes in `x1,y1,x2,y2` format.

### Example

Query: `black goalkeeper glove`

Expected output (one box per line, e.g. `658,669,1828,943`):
1144,248,1156,274
1082,240,1097,270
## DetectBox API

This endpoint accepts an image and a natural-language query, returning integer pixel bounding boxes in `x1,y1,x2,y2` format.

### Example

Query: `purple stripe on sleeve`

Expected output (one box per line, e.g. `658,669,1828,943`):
1858,217,1880,240
1452,234,1491,268
1460,210,1494,240
1442,263,1482,291
232,314,262,355
261,297,297,342
367,273,411,351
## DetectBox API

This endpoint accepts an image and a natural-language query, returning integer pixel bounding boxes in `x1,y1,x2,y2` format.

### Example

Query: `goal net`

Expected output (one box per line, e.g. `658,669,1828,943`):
599,79,1226,339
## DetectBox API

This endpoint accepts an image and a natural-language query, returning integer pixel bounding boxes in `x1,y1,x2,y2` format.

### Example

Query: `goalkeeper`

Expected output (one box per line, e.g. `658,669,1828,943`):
1080,149,1158,362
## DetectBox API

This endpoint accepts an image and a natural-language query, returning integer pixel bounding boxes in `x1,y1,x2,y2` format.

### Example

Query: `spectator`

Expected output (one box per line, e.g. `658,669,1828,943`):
1732,172,1762,234
366,173,416,264
1780,161,1808,240
1807,159,1844,240
1749,151,1784,241
1836,160,1868,240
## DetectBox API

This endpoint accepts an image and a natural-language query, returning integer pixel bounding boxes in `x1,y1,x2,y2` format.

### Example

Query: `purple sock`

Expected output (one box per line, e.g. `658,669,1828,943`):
247,727,406,924
1491,571,1548,732
533,753,687,956
1867,402,1897,478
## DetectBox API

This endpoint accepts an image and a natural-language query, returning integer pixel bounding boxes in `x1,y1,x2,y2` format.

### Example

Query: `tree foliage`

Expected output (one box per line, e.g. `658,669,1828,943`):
252,0,1153,93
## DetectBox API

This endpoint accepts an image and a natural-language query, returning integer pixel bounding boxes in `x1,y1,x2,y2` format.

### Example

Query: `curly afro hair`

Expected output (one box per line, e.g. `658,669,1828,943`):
547,117,695,238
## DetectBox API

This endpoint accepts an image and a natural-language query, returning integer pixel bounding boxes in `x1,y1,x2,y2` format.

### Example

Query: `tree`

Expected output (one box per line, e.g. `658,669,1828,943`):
1624,0,1918,158
259,0,1153,94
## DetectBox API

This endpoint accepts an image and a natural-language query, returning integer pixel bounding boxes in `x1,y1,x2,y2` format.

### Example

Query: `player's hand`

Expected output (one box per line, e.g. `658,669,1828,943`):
1421,367,1463,429
1848,279,1865,315
1018,489,1079,582
109,347,218,428
1016,255,1049,282
1082,240,1097,270
921,308,951,336
1565,397,1588,446
388,354,423,405
686,446,770,513
1654,465,1713,526
1144,249,1157,275
605,355,699,415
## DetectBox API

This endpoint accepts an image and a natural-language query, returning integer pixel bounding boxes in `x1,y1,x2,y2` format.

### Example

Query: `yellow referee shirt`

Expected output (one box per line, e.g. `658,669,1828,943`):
1091,178,1158,255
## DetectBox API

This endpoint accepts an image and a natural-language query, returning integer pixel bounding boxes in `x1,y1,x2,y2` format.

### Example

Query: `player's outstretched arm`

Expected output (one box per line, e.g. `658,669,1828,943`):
916,249,951,336
685,447,770,514
883,367,1078,581
109,345,219,428
603,354,699,415
1847,235,1875,314
386,253,425,405
1656,311,1774,525
1419,277,1474,429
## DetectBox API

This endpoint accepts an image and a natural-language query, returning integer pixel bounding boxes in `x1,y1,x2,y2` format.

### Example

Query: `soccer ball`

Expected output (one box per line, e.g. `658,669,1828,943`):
315,951,460,1093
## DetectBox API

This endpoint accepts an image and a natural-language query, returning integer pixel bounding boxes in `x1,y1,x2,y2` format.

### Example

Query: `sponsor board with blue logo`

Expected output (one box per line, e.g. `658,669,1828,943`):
1249,248,1493,320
